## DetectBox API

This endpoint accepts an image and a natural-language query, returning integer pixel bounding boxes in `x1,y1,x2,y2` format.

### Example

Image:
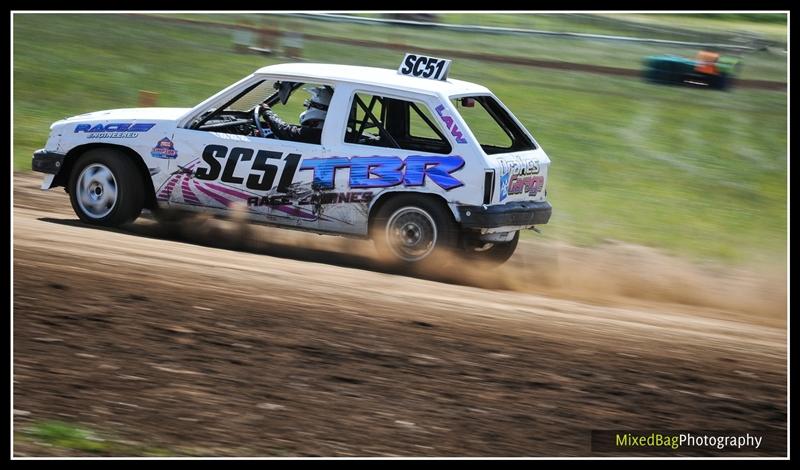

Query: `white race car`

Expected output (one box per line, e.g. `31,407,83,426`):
32,54,552,267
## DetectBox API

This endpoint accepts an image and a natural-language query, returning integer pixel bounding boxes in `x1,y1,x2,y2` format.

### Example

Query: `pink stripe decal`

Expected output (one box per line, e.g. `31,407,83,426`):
204,182,254,200
273,205,319,221
181,178,201,204
192,180,233,207
159,174,179,189
157,175,181,200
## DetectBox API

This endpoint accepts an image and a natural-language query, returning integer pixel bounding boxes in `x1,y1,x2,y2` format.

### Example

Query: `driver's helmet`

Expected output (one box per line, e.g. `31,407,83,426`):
299,86,333,129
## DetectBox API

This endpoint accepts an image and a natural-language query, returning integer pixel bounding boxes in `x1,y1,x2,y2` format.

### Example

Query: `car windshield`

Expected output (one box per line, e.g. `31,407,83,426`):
224,80,278,112
191,80,277,128
451,95,536,155
191,79,289,130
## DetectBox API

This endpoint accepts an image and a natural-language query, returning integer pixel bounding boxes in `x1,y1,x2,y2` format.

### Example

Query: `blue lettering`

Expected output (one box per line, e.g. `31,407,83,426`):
299,158,351,190
300,156,465,191
129,123,156,132
451,127,467,144
103,123,130,132
73,122,156,133
404,156,465,190
350,156,404,188
435,104,468,144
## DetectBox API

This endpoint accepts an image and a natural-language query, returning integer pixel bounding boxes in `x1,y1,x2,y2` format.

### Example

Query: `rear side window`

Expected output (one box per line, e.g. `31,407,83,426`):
345,92,452,155
452,95,536,155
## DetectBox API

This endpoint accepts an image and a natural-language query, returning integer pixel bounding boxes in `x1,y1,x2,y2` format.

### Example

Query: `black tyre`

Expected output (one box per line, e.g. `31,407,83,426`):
371,194,459,268
468,231,519,267
68,148,145,226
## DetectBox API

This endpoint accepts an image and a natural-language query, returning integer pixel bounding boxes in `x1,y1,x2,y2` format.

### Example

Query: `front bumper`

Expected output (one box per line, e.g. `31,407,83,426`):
32,149,66,174
457,200,552,229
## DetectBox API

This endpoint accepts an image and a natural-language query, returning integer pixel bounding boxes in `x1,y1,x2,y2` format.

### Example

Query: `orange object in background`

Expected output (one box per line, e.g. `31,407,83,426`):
138,90,159,107
695,50,721,75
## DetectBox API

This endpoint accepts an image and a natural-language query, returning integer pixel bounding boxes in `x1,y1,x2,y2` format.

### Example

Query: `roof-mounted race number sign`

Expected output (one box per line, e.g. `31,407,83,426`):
398,53,452,81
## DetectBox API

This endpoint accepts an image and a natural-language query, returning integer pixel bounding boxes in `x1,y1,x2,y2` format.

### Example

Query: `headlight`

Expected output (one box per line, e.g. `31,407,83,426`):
44,124,63,151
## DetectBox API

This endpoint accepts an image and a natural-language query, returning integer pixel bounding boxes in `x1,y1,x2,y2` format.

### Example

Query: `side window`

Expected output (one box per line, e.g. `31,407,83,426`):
409,103,442,140
345,92,452,154
269,82,332,128
345,93,386,145
456,98,513,149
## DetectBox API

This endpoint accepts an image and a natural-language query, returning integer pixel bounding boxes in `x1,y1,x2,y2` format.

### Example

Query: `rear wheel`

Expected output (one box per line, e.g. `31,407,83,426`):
467,231,519,267
68,148,145,226
371,195,458,269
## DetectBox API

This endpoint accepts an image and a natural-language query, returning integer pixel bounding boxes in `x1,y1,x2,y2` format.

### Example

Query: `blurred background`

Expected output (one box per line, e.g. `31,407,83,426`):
13,12,787,265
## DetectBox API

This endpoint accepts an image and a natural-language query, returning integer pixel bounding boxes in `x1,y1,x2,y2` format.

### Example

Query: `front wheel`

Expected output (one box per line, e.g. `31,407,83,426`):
371,195,458,269
68,148,145,227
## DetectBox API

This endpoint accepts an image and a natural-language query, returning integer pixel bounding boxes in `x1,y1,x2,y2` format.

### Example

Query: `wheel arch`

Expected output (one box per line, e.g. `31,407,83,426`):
367,190,458,234
56,143,157,210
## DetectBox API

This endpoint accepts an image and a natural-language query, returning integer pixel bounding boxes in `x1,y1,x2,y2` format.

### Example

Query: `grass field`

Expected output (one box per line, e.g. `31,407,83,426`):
12,14,787,264
148,13,788,82
15,421,173,456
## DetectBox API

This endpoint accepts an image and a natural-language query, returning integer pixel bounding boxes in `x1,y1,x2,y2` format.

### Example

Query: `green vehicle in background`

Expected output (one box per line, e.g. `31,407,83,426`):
643,51,742,91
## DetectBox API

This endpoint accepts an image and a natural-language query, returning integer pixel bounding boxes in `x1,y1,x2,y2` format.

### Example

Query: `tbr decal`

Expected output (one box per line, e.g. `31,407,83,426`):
151,137,178,159
74,122,156,139
435,104,468,144
498,156,544,198
300,155,465,190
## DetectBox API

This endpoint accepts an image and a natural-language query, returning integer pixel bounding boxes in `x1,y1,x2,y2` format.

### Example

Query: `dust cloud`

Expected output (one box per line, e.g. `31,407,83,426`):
147,209,787,324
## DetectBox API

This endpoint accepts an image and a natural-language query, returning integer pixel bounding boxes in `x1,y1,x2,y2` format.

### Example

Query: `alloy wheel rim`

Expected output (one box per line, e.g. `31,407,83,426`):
385,207,438,262
76,163,118,219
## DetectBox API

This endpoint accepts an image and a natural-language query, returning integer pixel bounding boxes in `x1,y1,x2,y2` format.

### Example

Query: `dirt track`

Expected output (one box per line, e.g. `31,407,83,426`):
12,172,787,456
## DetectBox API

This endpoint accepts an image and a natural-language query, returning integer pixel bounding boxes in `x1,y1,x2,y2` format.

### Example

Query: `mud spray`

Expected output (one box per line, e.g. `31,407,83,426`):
144,209,787,325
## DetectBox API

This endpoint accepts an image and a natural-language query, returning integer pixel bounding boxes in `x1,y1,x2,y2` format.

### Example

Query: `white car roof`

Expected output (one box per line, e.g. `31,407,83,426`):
255,63,490,97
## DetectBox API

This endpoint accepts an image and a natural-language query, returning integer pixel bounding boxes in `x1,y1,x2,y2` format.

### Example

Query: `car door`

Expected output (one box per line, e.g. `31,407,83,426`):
166,127,326,230
311,88,465,236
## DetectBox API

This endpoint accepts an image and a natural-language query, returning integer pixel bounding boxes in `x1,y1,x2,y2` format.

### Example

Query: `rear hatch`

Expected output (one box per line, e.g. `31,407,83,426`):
488,148,550,205
448,93,550,206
